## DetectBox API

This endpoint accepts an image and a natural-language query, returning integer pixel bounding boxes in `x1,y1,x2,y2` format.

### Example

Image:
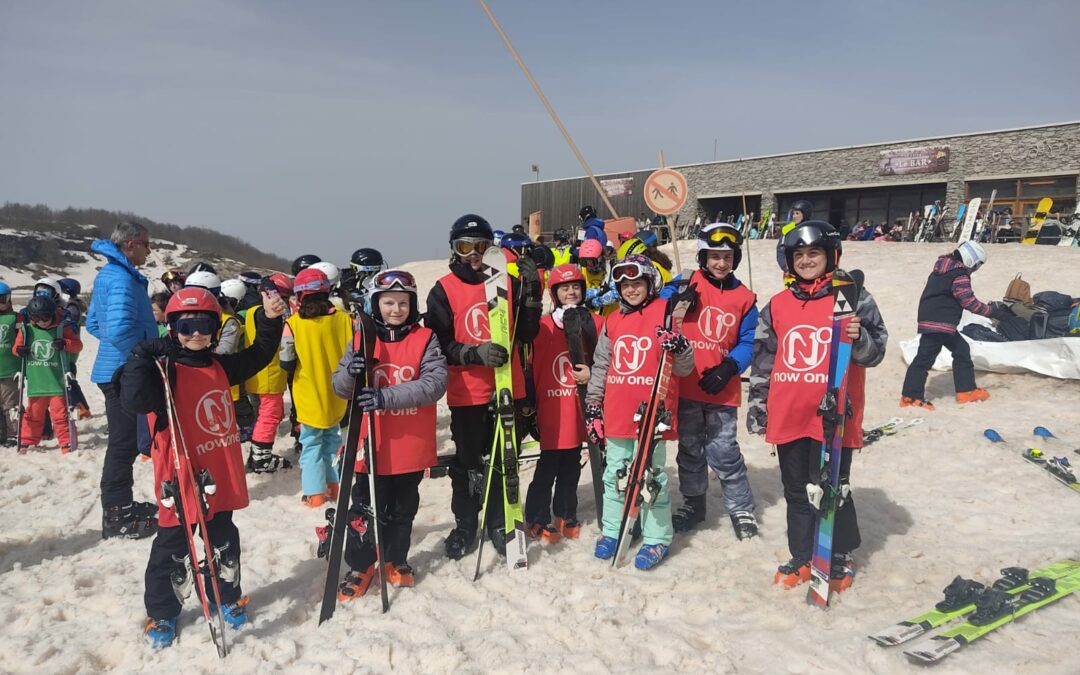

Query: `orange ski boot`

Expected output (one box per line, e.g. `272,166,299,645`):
302,493,326,508
556,517,581,540
338,565,375,601
527,522,561,544
829,553,856,594
899,396,935,411
774,558,811,589
956,388,990,404
385,562,415,588
60,445,72,455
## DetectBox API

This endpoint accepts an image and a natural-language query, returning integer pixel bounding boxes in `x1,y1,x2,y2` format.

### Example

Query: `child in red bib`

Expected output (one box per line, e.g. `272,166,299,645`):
119,287,286,650
747,222,887,591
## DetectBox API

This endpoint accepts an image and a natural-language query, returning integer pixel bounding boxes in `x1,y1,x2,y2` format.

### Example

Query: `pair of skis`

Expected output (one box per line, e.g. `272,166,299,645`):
562,306,605,524
318,310,389,624
985,427,1080,493
862,417,923,446
474,246,528,578
868,559,1080,663
610,285,696,567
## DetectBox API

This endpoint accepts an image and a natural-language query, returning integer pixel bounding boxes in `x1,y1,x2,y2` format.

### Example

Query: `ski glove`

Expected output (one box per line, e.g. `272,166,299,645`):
698,358,739,395
346,352,367,377
51,337,66,350
516,255,543,308
656,326,691,355
15,344,29,358
584,402,605,445
355,387,384,412
988,301,1011,321
132,337,177,360
462,343,509,368
746,405,767,435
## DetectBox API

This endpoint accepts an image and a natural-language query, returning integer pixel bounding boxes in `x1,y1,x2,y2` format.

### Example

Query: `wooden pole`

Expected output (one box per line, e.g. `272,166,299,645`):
742,191,753,291
478,0,619,218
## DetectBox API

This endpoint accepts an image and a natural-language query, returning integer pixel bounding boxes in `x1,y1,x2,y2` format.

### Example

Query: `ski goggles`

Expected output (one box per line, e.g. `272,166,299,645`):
293,278,329,297
174,315,219,337
452,238,492,257
350,262,386,274
611,261,650,284
372,269,417,293
699,228,742,247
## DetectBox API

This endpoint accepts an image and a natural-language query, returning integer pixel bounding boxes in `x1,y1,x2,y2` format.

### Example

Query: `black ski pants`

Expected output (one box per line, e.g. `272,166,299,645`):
344,471,424,572
777,438,860,562
99,382,141,509
524,449,582,525
145,511,242,620
902,331,976,399
447,401,527,533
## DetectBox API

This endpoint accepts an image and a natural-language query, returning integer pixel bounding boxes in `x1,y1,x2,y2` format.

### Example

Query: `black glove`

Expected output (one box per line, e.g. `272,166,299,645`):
15,344,29,358
515,255,543,305
698,358,739,395
346,352,367,377
52,337,66,350
462,343,509,368
355,387,383,412
132,337,176,360
656,326,691,355
988,301,1011,321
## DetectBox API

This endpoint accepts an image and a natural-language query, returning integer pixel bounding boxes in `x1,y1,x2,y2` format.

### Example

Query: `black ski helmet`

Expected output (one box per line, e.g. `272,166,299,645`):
57,278,81,297
292,254,322,276
783,221,842,275
554,228,570,244
187,261,218,276
449,214,494,242
27,295,57,322
579,205,596,221
239,271,262,289
350,248,386,271
790,199,814,221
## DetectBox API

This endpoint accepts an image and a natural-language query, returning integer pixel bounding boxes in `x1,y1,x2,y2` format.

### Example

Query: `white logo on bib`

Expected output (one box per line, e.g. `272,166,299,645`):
195,389,234,437
781,325,832,372
612,335,652,376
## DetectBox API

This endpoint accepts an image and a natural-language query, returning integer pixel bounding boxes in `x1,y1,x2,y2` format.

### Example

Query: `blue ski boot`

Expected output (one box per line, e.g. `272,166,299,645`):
212,596,249,629
144,617,177,650
634,543,669,570
594,535,617,560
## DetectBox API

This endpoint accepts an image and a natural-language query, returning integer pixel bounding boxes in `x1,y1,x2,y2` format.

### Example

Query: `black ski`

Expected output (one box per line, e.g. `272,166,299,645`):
562,306,604,524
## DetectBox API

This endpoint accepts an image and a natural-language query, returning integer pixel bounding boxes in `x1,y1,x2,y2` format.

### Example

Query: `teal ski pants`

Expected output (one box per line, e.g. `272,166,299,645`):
601,437,673,546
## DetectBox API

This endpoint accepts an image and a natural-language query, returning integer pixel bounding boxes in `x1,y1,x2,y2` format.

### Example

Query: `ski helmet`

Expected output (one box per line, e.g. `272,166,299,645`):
450,214,494,243
57,278,81,298
554,228,570,244
0,281,10,297
268,272,293,298
578,238,603,260
34,278,61,299
365,269,420,337
185,271,222,297
187,261,218,276
220,279,247,303
637,230,658,248
500,231,532,253
293,268,330,300
239,271,262,289
349,248,386,273
310,261,341,287
291,254,322,276
616,237,648,261
957,241,988,271
611,253,659,299
492,229,505,246
27,295,57,322
579,205,596,222
783,221,842,274
547,264,586,306
165,287,222,339
696,223,743,271
790,199,813,221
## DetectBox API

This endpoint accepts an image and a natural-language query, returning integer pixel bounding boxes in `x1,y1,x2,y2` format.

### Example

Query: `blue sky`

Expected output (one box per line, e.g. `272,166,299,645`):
2,0,1078,264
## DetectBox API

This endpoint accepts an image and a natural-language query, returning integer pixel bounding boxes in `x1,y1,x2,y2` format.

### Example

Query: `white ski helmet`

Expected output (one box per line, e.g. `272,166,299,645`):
957,241,987,271
185,270,222,297
220,278,247,303
310,261,341,287
34,277,61,299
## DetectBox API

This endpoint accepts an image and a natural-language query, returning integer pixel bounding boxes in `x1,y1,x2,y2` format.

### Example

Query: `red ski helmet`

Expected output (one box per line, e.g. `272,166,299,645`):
165,287,222,323
547,263,586,306
268,273,294,298
578,239,603,260
293,267,330,300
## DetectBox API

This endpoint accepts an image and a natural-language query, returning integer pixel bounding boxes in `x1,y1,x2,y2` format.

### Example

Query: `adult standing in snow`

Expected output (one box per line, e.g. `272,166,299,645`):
86,221,160,539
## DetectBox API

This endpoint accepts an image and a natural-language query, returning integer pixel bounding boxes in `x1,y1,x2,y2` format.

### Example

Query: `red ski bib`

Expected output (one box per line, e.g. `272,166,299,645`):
353,327,438,475
533,313,602,450
440,272,526,407
602,300,680,440
679,270,756,406
151,361,248,528
764,290,866,447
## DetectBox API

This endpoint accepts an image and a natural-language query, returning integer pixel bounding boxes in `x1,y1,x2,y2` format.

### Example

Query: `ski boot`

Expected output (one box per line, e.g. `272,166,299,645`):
487,523,507,557
75,403,92,420
102,502,158,540
385,562,415,588
672,494,706,533
729,511,759,540
246,442,292,474
829,553,856,593
899,396,935,411
594,535,617,560
774,558,811,589
634,543,669,571
338,565,375,601
211,596,250,629
527,522,561,544
302,493,326,508
144,617,178,650
443,521,477,560
555,517,581,540
955,388,990,404
60,445,72,455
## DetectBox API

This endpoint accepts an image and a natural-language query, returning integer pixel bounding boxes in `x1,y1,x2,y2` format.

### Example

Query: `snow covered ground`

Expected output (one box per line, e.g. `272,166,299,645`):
1,240,1079,674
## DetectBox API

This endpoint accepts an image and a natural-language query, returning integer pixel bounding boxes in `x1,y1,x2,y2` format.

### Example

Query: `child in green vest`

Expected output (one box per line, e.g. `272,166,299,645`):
12,295,82,453
0,281,19,446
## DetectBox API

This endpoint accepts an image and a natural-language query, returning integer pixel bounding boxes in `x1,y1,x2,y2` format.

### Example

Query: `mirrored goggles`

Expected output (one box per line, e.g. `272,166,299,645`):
174,316,219,337
452,238,492,257
611,262,649,283
372,269,417,293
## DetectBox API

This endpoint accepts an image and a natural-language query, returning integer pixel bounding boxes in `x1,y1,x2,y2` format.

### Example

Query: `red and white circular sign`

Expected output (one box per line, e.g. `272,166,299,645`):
644,168,688,215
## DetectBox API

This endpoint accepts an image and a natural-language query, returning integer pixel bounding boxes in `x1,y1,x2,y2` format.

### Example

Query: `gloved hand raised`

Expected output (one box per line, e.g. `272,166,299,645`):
346,352,366,377
656,326,691,355
132,337,177,360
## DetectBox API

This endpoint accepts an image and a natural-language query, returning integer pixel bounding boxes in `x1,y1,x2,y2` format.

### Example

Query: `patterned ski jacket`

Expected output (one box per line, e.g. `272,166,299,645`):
916,255,992,334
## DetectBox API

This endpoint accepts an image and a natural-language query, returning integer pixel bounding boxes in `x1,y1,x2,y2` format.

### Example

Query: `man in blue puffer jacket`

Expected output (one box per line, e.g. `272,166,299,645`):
86,221,160,539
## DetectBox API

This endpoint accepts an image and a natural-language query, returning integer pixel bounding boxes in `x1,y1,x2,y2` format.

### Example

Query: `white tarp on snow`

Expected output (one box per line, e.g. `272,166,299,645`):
900,313,1080,380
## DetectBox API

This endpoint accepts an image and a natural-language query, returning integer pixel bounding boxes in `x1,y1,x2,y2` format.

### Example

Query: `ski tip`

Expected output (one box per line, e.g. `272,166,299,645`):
984,429,1004,443
1033,426,1055,439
